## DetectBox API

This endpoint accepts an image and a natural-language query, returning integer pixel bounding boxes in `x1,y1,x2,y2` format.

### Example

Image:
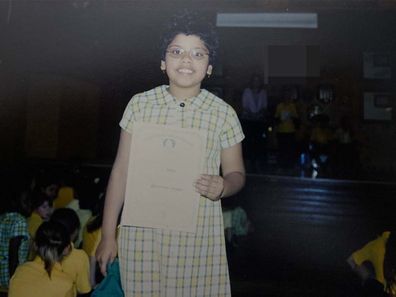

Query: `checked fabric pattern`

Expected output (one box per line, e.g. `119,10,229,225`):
118,85,244,297
0,212,30,287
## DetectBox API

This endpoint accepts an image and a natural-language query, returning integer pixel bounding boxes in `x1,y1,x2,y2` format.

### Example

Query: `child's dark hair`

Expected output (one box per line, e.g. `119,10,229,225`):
31,190,51,210
0,170,32,216
50,208,80,240
35,171,58,190
160,11,219,64
35,221,70,277
3,189,32,217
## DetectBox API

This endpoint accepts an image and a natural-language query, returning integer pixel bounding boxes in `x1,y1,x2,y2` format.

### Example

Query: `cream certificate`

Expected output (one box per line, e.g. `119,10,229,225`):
120,122,207,233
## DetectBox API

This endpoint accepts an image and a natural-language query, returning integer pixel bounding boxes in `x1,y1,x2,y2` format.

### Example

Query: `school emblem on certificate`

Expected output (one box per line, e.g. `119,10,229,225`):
121,122,207,233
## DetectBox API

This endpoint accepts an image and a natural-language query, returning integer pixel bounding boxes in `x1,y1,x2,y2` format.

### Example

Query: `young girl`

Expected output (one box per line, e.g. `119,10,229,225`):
50,208,91,295
27,190,53,238
96,12,245,296
9,221,74,297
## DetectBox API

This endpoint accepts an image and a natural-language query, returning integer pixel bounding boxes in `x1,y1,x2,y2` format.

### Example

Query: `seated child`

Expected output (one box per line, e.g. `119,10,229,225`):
27,191,52,238
347,231,396,296
54,186,92,247
0,189,31,287
82,198,104,287
222,197,252,247
50,208,91,295
8,221,74,297
35,172,59,202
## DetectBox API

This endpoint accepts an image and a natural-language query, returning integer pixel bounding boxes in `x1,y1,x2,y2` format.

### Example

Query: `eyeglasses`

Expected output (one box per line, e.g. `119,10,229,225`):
166,47,209,61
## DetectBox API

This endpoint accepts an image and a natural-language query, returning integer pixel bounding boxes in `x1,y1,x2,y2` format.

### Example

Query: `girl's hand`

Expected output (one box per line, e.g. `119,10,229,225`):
95,237,118,276
195,174,224,201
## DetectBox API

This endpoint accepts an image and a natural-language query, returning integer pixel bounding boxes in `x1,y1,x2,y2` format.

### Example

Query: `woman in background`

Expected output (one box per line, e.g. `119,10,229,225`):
241,73,268,173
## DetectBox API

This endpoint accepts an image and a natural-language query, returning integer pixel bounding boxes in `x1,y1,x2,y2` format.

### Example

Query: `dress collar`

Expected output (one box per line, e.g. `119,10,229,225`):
159,85,208,110
33,257,63,272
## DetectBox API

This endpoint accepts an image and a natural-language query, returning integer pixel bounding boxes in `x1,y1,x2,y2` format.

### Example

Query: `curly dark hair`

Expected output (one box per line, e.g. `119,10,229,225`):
160,10,219,64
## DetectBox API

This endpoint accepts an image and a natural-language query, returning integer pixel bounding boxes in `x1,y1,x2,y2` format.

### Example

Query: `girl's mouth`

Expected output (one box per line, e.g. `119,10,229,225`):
177,68,193,74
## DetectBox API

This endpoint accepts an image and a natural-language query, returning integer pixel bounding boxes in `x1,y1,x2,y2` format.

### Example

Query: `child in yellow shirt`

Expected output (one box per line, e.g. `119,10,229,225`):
9,221,74,297
27,191,52,238
347,231,396,296
50,208,91,295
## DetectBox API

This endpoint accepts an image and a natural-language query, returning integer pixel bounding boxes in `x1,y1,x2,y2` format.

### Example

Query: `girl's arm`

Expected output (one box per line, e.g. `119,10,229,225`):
96,129,131,275
195,142,245,200
346,254,371,282
9,236,25,278
88,256,97,287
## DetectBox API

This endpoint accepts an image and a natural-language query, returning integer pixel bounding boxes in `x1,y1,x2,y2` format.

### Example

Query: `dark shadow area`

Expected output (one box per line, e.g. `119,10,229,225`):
227,174,396,296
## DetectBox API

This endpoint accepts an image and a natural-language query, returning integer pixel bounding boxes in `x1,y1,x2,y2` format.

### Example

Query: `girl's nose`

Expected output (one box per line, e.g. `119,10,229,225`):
181,51,193,62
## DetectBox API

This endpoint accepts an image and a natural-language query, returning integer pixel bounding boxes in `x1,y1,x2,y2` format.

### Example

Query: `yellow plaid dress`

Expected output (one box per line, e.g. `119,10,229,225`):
118,85,244,297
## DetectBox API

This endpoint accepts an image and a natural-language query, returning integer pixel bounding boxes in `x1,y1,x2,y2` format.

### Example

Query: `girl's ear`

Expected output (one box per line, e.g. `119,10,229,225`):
62,244,71,256
160,60,166,71
207,65,213,76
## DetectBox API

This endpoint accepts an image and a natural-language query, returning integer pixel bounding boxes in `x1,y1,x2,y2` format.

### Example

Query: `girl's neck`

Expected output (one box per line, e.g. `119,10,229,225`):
168,85,201,101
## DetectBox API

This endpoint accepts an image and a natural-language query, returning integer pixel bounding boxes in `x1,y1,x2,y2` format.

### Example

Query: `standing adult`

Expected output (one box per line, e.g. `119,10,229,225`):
241,74,268,173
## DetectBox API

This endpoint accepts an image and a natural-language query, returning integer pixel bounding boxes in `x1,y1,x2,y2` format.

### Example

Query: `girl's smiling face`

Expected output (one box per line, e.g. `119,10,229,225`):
161,34,212,95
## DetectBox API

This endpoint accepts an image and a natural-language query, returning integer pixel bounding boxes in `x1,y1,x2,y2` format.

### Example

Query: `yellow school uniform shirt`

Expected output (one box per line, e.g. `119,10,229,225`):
275,101,298,133
82,226,101,257
27,211,43,238
61,244,91,295
310,127,333,144
9,257,74,297
352,231,390,285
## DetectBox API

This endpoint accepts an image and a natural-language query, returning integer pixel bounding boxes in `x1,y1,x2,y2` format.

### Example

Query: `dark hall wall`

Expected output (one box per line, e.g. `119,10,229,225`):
0,2,395,177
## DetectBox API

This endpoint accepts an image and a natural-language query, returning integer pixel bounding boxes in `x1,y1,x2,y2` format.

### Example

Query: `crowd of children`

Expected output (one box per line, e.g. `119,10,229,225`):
0,167,107,297
240,83,361,178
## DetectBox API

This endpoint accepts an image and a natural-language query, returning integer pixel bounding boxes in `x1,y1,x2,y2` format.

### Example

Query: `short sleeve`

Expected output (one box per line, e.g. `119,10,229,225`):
75,251,91,294
220,107,245,149
119,97,139,133
82,228,101,257
11,217,29,239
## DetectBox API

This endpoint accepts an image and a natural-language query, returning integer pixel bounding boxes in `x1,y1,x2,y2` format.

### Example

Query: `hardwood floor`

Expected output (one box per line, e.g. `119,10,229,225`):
226,174,396,297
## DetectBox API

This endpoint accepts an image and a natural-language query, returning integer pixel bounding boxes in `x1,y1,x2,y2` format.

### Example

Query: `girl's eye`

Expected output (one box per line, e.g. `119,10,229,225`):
193,51,205,57
172,48,183,55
